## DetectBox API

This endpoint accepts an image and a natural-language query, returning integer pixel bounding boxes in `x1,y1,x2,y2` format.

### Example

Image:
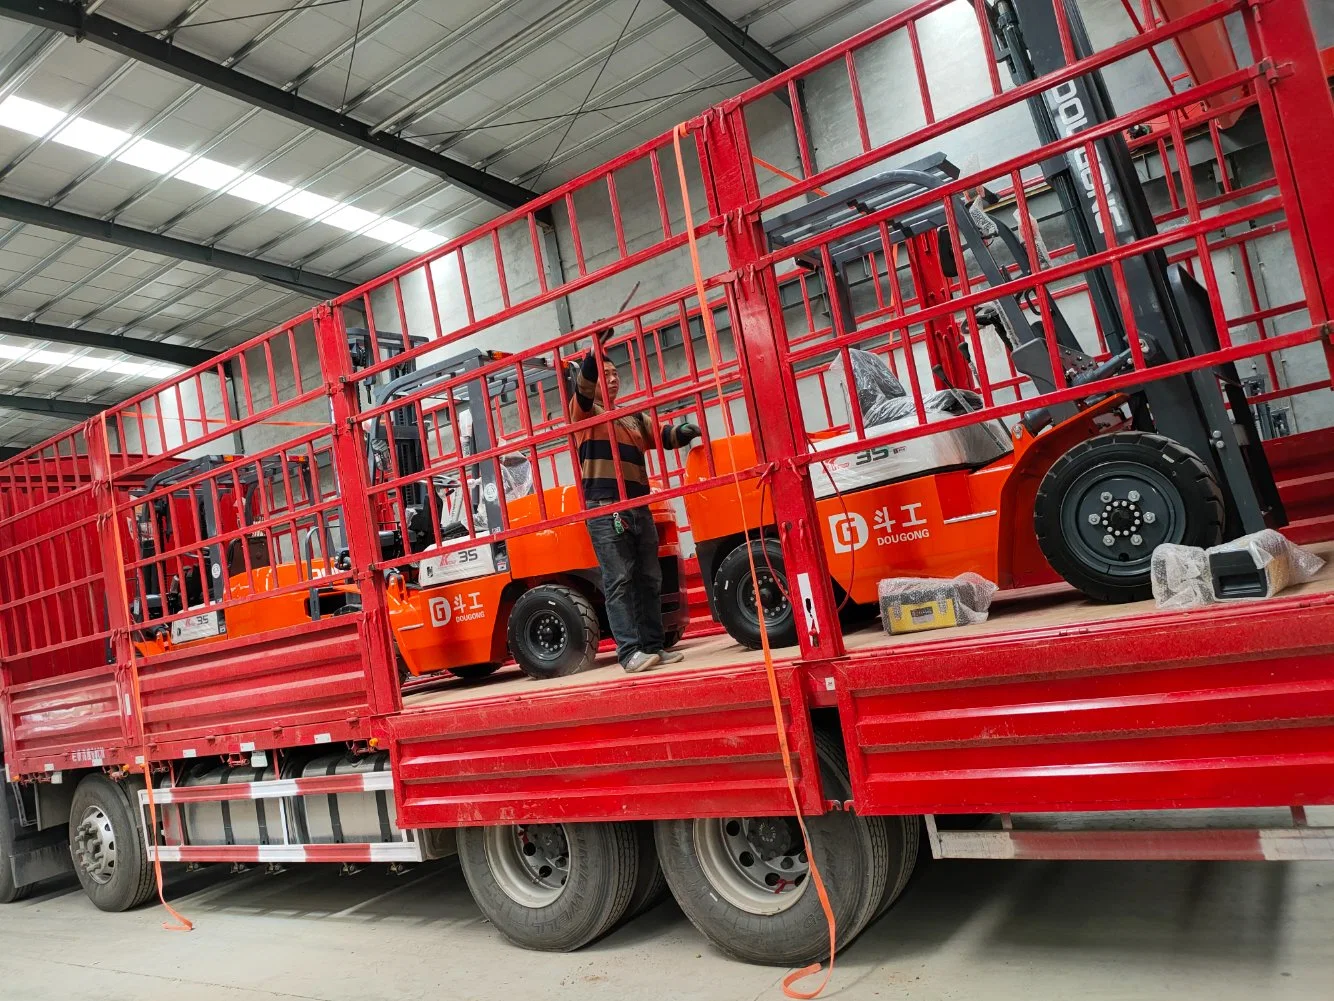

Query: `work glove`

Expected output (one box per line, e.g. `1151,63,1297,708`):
675,423,702,447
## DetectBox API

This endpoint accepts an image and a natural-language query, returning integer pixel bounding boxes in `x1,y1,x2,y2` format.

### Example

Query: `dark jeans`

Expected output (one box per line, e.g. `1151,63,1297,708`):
587,503,663,666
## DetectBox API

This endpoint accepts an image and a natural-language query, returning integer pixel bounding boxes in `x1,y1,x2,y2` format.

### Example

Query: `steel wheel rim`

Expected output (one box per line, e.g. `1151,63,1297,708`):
1062,461,1184,578
73,804,118,886
693,817,808,915
738,567,790,630
526,610,569,661
484,824,570,907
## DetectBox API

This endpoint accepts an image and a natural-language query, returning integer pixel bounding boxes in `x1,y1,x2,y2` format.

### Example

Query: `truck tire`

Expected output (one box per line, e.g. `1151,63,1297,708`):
1035,431,1224,602
625,822,669,919
876,816,920,918
69,774,155,912
714,539,797,650
457,821,639,951
654,731,893,965
0,783,32,904
508,584,599,680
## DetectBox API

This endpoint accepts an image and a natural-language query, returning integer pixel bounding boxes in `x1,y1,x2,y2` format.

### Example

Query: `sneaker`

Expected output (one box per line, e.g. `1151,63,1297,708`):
623,651,661,673
655,649,685,665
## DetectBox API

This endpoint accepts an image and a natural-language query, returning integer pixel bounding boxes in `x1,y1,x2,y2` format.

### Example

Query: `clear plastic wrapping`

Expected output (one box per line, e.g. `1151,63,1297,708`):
1151,529,1325,610
825,348,907,426
877,571,998,634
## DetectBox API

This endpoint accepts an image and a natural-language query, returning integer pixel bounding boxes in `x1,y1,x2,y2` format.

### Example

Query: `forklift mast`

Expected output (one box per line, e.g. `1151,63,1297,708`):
985,0,1284,533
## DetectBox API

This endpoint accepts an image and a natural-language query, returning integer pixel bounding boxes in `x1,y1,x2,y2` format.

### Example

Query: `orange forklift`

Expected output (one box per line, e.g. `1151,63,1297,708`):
684,152,1284,648
130,346,688,681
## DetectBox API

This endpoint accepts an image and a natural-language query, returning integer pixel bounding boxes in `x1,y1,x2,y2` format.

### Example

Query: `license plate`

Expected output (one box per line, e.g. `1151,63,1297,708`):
171,609,222,644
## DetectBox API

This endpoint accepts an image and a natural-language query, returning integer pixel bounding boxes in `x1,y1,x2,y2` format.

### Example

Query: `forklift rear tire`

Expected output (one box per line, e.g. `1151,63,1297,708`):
0,782,32,904
654,731,893,966
68,774,155,912
457,821,639,951
508,584,599,680
714,539,797,650
1035,431,1224,602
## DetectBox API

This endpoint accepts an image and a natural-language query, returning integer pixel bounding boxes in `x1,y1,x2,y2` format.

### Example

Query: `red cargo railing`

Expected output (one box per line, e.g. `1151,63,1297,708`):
0,0,1331,776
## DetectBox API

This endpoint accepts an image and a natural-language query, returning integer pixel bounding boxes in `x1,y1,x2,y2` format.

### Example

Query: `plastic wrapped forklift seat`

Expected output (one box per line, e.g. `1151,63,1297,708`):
811,350,1012,499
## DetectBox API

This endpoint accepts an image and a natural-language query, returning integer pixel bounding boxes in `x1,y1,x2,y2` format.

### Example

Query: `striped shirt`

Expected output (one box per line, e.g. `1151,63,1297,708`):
569,353,687,501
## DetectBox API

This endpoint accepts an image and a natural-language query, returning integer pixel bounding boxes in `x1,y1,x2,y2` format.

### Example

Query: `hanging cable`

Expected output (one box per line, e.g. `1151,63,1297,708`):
531,0,644,188
341,0,368,112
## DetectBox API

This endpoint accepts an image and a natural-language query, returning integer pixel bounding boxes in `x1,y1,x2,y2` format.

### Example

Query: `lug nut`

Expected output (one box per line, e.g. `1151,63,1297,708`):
1131,534,1143,546
1100,491,1113,503
1128,490,1140,502
1103,534,1115,546
1143,511,1156,524
1088,513,1100,525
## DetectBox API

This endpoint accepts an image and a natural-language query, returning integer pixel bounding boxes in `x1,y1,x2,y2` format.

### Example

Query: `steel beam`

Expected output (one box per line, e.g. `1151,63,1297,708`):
1,394,101,419
0,194,355,298
0,315,216,367
0,0,541,212
661,0,791,90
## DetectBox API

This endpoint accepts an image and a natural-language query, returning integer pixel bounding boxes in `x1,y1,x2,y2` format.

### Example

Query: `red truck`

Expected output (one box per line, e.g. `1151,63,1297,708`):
3,0,1333,974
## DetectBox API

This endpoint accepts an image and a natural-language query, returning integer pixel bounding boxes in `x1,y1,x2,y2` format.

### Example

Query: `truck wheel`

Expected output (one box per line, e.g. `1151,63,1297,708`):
625,822,669,919
0,783,32,904
714,539,797,650
654,731,892,965
457,821,639,951
1035,431,1224,602
876,816,920,918
68,775,154,912
508,584,599,680
448,663,502,681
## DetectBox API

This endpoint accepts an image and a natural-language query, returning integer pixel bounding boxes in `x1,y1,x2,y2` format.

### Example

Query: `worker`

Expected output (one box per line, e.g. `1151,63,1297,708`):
570,327,701,673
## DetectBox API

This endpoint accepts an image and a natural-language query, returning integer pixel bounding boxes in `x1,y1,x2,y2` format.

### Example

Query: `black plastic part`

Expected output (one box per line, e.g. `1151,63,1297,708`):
1208,549,1270,600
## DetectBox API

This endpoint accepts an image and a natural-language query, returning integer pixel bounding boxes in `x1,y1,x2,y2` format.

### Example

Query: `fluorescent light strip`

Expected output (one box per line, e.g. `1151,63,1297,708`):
0,341,176,379
0,95,446,253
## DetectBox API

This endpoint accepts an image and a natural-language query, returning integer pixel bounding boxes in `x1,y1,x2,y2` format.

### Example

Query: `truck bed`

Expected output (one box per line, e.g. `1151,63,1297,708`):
383,542,1334,828
403,540,1334,711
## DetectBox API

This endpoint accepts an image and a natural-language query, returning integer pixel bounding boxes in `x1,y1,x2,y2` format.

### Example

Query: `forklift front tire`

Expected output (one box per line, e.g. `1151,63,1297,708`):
714,539,797,650
508,584,599,680
1035,431,1224,602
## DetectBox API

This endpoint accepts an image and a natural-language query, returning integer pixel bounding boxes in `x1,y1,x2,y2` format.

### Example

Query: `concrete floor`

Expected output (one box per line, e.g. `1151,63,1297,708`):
1,854,1330,1001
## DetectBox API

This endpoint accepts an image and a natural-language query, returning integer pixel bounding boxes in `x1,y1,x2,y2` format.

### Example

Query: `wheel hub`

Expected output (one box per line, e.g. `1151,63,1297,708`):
1068,468,1181,574
528,612,568,658
741,570,789,624
694,816,809,915
73,804,118,885
485,823,571,907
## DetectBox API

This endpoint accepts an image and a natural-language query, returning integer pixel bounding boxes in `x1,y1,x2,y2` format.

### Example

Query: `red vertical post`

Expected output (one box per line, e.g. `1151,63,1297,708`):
700,107,845,661
86,416,143,755
1249,0,1334,328
313,304,402,718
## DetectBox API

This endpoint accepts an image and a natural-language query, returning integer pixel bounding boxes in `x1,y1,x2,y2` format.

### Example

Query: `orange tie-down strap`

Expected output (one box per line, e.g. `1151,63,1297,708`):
672,123,837,1001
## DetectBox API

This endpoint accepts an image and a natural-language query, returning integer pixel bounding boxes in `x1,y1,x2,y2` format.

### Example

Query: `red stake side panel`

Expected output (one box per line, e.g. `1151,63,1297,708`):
836,589,1334,815
388,665,824,827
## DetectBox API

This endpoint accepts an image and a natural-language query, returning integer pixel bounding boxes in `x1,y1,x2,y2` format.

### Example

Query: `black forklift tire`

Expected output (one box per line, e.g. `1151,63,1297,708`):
1035,431,1224,602
448,663,502,681
714,539,797,650
68,774,155,912
625,822,670,919
508,584,599,680
654,731,893,966
457,821,639,951
0,782,32,904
